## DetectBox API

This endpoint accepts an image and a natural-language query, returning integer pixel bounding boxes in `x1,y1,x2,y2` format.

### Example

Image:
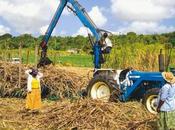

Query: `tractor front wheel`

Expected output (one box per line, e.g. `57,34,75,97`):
143,88,160,114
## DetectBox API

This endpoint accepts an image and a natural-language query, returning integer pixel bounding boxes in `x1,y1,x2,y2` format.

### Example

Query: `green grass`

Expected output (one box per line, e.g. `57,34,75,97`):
56,54,93,67
0,49,93,67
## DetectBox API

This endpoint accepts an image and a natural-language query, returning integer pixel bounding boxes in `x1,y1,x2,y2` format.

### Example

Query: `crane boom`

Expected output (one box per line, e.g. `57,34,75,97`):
38,0,107,69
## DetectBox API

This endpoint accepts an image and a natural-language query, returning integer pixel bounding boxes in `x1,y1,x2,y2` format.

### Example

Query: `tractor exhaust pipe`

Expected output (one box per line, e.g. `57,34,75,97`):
158,49,164,72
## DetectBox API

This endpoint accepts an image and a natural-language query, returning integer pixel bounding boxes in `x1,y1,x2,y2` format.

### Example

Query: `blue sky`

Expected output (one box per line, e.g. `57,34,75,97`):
0,0,175,36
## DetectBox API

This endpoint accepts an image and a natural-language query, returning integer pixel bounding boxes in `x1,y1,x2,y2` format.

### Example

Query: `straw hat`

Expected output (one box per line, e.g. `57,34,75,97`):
162,72,175,84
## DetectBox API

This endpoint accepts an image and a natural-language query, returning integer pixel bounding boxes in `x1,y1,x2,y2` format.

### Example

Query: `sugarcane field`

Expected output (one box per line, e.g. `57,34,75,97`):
1,0,175,130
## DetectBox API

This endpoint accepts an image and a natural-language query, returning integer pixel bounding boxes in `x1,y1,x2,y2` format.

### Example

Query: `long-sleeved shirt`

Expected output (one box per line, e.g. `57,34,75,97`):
25,69,43,92
157,83,175,111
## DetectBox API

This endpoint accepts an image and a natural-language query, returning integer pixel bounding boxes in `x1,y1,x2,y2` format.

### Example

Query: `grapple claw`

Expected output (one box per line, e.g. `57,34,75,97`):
37,57,53,68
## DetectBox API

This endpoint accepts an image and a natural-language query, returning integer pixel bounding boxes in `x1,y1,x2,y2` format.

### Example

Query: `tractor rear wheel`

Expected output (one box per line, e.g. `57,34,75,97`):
87,76,119,102
143,88,160,114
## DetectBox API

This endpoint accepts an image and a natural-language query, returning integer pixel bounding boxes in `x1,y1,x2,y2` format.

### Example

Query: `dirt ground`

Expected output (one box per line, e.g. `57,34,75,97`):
0,98,54,130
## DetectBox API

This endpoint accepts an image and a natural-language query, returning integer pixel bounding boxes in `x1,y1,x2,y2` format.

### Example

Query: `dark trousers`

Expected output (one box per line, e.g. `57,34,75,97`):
102,47,112,54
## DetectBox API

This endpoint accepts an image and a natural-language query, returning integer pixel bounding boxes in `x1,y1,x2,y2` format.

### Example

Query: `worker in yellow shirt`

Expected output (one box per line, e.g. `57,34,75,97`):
25,69,43,112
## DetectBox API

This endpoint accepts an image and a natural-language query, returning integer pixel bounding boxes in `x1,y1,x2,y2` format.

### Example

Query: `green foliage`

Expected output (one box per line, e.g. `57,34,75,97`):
0,32,175,69
0,33,12,40
104,43,170,71
0,32,174,52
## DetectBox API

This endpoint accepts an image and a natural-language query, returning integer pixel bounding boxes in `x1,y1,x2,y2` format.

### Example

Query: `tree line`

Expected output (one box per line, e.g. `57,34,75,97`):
0,31,175,52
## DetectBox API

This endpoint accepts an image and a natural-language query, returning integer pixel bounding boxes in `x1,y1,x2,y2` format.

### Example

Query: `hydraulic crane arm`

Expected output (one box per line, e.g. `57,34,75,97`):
40,0,67,58
38,0,106,69
68,0,100,41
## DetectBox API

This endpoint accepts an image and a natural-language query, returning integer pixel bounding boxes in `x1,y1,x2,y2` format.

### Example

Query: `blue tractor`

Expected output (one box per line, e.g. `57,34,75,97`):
87,68,165,114
38,0,168,114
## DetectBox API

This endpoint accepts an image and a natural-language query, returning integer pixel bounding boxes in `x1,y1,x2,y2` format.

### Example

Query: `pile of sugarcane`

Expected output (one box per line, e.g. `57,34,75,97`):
41,65,88,99
0,98,157,130
0,62,27,97
36,99,156,130
0,62,88,99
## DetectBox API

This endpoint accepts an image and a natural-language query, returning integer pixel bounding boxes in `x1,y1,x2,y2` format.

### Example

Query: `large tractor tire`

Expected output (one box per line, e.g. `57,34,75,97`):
87,75,119,102
143,88,160,114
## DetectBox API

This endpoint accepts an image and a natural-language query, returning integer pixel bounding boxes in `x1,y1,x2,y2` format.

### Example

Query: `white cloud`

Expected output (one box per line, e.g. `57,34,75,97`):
0,25,10,35
0,1,106,36
40,25,57,36
40,25,49,35
153,0,175,7
88,6,107,27
111,0,175,22
73,27,92,37
0,0,70,35
111,0,175,34
74,6,107,37
117,21,175,34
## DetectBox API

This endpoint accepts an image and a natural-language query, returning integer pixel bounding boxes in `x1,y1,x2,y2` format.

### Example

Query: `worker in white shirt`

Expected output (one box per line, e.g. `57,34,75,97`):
101,32,112,54
25,69,43,112
99,32,112,63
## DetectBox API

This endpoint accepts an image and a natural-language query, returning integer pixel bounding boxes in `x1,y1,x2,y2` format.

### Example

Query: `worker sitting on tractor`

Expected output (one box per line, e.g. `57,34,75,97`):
101,32,112,54
98,32,113,64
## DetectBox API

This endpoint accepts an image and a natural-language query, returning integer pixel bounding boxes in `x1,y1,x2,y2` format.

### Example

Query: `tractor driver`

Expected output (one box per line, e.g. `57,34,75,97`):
101,32,112,54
